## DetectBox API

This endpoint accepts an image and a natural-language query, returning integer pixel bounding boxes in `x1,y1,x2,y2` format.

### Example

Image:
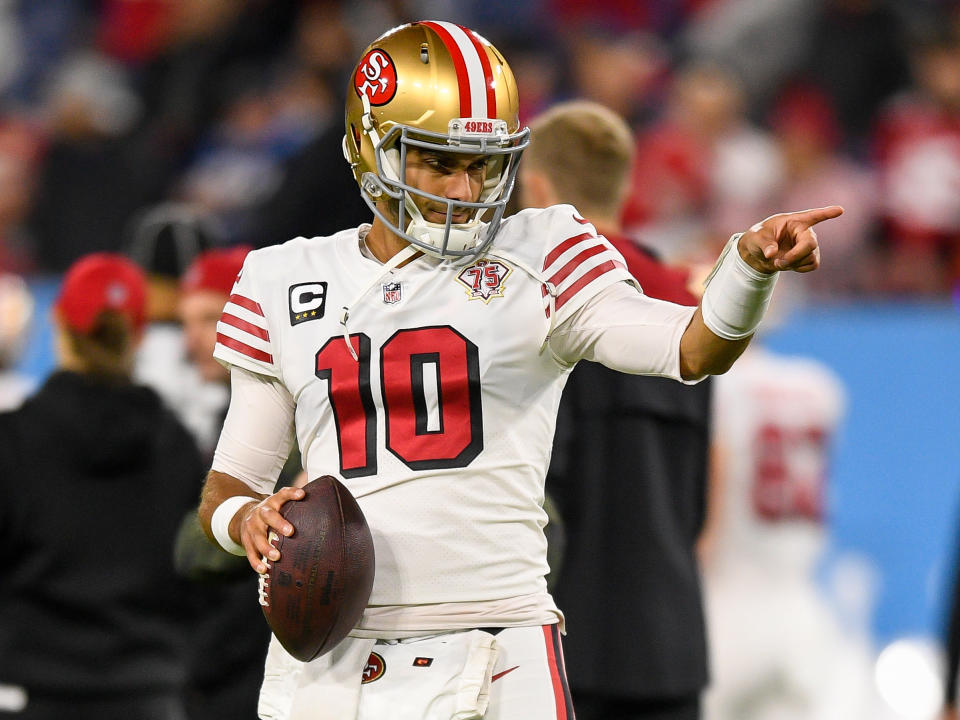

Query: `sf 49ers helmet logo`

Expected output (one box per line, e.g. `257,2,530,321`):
354,49,397,106
456,259,512,303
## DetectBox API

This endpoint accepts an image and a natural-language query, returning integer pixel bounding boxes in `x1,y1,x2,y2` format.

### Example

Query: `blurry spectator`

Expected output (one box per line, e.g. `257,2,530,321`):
0,117,41,274
243,116,370,248
0,0,23,99
549,0,689,38
565,27,668,127
872,26,960,294
242,0,371,246
498,34,564,127
0,253,203,720
683,0,815,110
133,0,297,145
128,203,228,455
701,339,874,720
26,52,153,272
522,100,711,720
1,0,87,106
177,69,290,239
172,245,275,720
97,0,176,66
0,273,35,409
769,84,882,298
178,50,335,242
622,63,783,264
805,0,911,149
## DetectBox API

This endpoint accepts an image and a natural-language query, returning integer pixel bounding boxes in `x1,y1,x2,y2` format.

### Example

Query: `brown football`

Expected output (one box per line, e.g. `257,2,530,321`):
259,475,375,662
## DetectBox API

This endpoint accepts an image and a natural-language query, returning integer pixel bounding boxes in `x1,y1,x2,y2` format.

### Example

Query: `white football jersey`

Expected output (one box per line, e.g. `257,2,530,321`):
213,205,671,629
710,345,847,575
705,349,870,720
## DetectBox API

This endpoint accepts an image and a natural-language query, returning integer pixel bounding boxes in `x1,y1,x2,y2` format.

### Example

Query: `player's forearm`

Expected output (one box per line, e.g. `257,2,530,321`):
679,307,752,380
198,470,266,547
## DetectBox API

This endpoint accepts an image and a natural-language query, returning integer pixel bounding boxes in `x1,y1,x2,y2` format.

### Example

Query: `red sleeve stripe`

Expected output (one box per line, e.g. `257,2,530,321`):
220,312,269,341
572,214,590,225
228,293,265,317
555,260,625,311
542,259,628,317
542,232,594,271
546,244,608,287
216,332,273,364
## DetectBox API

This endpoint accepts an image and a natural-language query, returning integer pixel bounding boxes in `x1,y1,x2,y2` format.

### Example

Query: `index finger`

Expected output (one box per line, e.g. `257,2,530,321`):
787,205,844,228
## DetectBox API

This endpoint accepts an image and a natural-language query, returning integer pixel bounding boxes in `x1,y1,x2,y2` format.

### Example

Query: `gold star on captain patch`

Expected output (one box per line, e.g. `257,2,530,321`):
311,310,317,316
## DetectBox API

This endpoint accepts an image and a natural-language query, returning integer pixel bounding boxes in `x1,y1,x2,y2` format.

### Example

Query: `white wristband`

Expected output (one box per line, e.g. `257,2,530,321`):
211,495,255,556
701,233,778,340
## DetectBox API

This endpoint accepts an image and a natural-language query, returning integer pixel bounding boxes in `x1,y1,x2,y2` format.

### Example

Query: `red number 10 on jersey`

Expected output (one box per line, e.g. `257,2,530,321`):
315,326,483,477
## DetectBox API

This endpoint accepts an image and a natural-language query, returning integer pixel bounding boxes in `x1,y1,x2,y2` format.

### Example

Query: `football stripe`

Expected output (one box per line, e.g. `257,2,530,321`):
549,625,575,719
216,332,273,364
228,293,265,317
542,232,594,271
220,311,270,341
457,24,496,118
436,21,489,118
555,259,625,311
216,319,272,353
542,625,570,720
420,21,473,117
222,299,269,328
547,243,608,287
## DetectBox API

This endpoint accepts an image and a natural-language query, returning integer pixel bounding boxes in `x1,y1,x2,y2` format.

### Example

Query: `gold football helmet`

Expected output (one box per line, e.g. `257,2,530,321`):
343,21,529,259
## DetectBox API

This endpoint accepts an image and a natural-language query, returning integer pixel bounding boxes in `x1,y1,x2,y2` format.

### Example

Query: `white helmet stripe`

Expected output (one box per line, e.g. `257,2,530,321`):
422,20,491,119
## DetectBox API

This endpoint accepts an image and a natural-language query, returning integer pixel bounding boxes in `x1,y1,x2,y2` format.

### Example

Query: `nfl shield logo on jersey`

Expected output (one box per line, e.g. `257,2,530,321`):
456,259,512,303
382,281,402,304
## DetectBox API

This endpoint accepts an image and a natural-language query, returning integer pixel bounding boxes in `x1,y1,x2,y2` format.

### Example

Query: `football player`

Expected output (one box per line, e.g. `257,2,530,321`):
702,342,875,720
196,21,841,720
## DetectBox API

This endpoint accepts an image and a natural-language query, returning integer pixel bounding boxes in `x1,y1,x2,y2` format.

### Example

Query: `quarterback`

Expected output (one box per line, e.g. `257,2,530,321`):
197,20,842,720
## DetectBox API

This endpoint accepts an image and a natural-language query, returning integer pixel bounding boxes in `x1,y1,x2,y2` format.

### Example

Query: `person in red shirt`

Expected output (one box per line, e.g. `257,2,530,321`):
518,100,712,720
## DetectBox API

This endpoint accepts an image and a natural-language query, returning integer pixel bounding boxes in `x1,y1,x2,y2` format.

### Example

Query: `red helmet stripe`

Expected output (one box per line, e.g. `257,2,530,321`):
419,21,473,117
458,24,497,118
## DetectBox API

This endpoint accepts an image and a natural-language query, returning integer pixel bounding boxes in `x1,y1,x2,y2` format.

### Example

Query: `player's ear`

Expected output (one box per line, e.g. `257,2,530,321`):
517,167,557,210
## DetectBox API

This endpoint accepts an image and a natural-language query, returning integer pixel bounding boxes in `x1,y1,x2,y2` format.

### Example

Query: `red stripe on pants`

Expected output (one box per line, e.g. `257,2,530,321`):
542,625,568,720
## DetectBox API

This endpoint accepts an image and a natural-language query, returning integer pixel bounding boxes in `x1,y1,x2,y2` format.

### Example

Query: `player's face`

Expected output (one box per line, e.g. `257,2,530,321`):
180,290,228,383
403,148,487,224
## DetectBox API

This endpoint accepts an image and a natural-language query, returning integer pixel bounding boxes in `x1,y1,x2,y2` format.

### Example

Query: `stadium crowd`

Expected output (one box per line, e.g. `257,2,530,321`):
0,0,958,297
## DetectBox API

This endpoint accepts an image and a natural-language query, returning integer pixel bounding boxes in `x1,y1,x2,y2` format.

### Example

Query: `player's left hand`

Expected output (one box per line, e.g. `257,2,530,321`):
738,206,844,274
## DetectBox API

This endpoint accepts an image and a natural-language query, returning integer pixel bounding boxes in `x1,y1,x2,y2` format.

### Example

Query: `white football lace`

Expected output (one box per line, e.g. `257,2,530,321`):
258,530,280,607
258,572,269,607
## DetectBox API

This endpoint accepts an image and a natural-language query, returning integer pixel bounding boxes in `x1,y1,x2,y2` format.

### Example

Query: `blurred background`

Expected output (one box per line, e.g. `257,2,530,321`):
1,0,959,718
